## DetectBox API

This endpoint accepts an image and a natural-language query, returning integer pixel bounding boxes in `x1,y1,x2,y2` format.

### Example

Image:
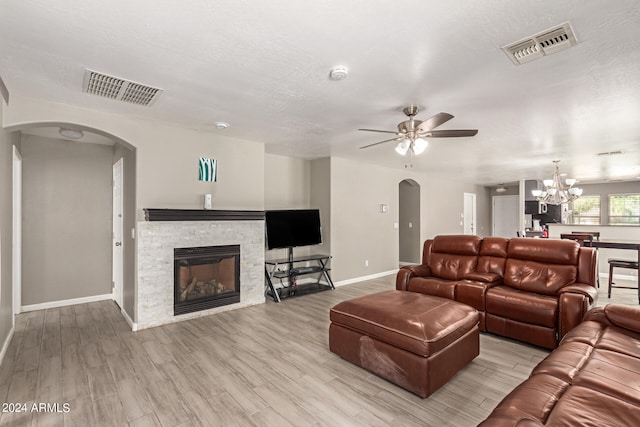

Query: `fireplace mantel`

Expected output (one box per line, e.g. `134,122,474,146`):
144,209,265,222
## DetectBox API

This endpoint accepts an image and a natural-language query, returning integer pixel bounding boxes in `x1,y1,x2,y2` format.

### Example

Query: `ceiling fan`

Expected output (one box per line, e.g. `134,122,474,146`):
359,106,478,156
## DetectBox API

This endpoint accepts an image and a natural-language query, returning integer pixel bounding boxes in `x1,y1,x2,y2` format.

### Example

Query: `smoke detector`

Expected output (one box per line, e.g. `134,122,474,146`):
329,66,349,81
502,22,577,65
215,122,230,130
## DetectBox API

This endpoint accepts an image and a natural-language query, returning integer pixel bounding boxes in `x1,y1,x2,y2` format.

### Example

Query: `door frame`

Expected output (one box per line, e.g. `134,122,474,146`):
112,158,124,308
463,192,476,235
12,146,22,321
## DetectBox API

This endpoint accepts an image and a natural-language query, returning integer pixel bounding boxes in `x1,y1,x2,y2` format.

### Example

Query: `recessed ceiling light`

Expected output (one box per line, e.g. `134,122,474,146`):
215,122,230,130
59,128,84,139
329,66,349,81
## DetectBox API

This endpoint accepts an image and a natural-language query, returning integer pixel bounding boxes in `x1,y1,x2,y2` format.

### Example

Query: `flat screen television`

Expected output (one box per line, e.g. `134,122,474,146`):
265,209,322,250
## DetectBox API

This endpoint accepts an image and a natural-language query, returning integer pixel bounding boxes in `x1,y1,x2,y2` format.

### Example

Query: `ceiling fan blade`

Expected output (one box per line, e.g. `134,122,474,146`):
358,128,399,134
359,136,403,149
422,129,478,138
417,112,454,133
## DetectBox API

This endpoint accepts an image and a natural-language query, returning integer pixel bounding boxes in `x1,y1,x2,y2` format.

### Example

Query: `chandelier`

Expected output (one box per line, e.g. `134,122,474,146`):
531,160,583,205
395,136,428,156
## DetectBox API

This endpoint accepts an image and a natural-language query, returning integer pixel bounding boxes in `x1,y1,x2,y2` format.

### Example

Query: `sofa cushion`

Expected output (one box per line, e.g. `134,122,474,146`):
545,385,640,426
406,277,456,300
429,235,481,280
507,237,579,264
573,349,640,406
504,258,577,295
476,237,509,276
486,286,558,328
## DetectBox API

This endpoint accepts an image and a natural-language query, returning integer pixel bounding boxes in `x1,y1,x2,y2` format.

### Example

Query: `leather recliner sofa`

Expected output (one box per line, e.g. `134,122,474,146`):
479,304,640,425
396,235,598,349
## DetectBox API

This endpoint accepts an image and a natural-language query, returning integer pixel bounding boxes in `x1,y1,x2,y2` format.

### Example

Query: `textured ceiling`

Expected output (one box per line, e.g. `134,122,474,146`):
2,0,640,186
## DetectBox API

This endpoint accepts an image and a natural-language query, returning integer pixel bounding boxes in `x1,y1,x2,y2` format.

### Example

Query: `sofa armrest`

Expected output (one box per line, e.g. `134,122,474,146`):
464,271,502,284
557,284,598,304
602,304,640,332
558,283,597,339
395,265,432,291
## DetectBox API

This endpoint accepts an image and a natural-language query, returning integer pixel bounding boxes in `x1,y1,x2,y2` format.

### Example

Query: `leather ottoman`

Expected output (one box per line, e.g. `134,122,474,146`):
329,290,479,398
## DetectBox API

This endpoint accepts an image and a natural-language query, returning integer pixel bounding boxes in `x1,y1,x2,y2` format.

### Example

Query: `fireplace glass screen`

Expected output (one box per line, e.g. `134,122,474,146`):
174,245,240,315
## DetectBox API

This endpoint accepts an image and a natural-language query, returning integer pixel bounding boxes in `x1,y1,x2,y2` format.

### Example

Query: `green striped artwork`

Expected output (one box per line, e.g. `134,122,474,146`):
198,157,217,182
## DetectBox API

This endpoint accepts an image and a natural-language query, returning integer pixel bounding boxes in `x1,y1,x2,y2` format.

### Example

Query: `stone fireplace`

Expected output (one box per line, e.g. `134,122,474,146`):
136,209,265,330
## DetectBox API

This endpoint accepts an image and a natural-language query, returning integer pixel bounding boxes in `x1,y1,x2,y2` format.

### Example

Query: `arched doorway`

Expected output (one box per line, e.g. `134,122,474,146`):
399,179,421,264
8,123,136,316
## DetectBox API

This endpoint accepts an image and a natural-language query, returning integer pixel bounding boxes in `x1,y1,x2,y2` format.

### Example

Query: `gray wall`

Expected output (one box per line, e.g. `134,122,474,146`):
264,154,316,260
114,143,136,320
329,157,402,281
399,180,421,263
3,97,266,213
0,107,18,356
310,158,331,258
21,136,113,305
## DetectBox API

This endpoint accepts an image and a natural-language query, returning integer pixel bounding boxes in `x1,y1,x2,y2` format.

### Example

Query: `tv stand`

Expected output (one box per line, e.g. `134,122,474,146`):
264,252,334,302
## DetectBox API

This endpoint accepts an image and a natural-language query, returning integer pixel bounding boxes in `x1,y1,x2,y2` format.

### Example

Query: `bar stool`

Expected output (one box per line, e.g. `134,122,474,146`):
607,258,640,304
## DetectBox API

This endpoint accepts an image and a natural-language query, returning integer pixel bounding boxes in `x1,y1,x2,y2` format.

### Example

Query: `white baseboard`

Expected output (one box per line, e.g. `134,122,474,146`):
599,272,638,282
334,269,398,287
21,293,113,312
120,307,138,331
399,261,417,266
0,326,15,368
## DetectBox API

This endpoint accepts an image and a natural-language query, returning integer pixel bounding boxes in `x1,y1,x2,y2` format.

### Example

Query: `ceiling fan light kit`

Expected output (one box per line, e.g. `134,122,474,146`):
59,128,84,139
359,105,477,156
531,160,583,205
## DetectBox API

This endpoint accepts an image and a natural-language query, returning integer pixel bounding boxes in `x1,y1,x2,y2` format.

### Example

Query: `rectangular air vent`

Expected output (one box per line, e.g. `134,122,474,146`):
502,22,577,65
597,150,624,156
82,69,163,106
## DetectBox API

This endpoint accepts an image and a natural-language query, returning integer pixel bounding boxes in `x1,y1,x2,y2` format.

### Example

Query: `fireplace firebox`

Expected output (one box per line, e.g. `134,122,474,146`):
174,245,240,315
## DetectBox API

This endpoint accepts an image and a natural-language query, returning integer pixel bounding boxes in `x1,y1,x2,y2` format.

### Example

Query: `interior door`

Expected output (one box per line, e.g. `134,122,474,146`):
112,158,124,309
463,193,476,235
493,195,519,238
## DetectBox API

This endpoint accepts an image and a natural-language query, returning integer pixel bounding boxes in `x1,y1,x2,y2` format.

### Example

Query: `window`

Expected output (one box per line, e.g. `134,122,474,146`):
570,195,601,224
609,193,640,225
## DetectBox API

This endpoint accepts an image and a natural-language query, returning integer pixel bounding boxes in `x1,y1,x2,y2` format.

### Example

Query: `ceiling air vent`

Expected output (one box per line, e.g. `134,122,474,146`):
597,150,624,156
82,69,163,106
502,22,577,65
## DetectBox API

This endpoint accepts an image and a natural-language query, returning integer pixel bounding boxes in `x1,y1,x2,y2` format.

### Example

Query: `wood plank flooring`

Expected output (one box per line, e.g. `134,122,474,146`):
0,274,637,426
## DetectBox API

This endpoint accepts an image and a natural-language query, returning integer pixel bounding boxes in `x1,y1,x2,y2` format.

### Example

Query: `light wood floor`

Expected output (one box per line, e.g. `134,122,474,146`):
1,274,637,427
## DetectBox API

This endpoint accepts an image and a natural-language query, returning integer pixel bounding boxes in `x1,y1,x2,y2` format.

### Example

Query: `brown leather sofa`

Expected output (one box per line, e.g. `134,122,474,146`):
396,235,598,349
480,304,640,426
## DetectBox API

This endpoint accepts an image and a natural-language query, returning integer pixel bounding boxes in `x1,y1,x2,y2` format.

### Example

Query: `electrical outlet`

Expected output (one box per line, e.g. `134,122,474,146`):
365,260,369,267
